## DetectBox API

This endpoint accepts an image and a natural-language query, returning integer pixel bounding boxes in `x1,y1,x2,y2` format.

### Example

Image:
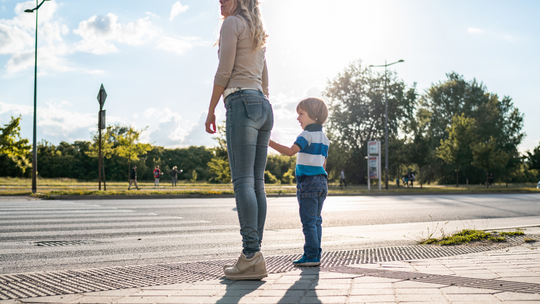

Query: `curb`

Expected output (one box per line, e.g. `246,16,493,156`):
44,190,540,200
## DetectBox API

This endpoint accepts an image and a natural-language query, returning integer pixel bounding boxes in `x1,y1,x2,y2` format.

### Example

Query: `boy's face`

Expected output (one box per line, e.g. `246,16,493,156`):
297,109,317,130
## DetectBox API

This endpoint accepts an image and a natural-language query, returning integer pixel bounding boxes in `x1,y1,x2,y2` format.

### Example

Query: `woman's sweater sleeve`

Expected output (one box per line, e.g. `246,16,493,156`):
214,17,239,88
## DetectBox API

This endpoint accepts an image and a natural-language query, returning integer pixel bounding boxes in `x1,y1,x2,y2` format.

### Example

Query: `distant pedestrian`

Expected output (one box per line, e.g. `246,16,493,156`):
269,97,329,268
169,166,183,187
153,165,163,187
404,175,409,187
396,177,400,187
128,165,140,190
409,173,415,187
339,169,347,190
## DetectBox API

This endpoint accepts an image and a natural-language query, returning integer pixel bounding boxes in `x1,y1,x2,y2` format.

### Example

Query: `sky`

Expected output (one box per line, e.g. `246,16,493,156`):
1,0,539,153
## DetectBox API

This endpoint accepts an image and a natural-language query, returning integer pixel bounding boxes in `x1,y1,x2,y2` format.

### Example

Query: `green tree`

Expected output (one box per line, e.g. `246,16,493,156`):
404,134,432,188
207,123,231,183
471,136,508,187
112,126,152,179
266,154,296,184
324,60,417,184
85,126,116,188
526,142,540,171
0,116,31,174
421,72,524,184
436,114,477,187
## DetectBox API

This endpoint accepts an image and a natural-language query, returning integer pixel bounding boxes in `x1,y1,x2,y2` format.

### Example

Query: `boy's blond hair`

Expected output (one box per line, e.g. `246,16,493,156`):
296,97,328,124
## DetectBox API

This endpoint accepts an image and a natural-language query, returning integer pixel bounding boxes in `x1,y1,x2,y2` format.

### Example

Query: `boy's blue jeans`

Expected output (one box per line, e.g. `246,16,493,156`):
296,174,327,260
225,90,274,256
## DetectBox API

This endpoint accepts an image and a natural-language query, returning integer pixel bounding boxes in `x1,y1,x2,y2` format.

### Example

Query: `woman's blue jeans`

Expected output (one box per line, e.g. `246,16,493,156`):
297,175,327,260
225,90,273,255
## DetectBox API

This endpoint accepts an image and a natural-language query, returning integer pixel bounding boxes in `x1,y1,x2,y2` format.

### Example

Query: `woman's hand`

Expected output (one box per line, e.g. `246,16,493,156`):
205,84,225,134
205,112,217,134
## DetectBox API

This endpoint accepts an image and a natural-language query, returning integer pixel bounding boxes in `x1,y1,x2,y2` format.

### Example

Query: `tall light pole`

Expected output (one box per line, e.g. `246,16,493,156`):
369,59,404,190
25,0,50,194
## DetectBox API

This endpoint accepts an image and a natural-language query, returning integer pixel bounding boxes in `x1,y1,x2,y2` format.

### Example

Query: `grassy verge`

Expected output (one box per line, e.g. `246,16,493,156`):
1,177,538,197
421,229,525,246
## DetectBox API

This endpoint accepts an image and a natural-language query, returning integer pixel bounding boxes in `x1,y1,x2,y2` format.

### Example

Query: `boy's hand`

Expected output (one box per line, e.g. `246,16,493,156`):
269,139,300,157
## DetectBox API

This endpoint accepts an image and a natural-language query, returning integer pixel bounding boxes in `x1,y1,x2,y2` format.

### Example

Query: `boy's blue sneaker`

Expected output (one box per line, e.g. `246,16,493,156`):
292,255,321,267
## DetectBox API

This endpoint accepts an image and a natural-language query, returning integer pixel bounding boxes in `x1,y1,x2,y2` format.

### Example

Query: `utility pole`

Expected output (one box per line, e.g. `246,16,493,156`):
97,84,107,191
368,59,405,190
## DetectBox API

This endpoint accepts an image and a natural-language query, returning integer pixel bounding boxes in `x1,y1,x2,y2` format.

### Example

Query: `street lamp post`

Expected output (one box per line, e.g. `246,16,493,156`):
369,59,404,190
25,0,50,194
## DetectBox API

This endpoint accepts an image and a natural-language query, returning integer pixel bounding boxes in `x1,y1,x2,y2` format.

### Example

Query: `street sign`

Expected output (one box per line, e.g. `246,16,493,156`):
368,141,379,155
97,84,107,109
99,110,106,130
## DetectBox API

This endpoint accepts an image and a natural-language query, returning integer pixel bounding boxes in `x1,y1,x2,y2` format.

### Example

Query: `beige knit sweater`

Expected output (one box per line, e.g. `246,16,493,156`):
214,16,269,97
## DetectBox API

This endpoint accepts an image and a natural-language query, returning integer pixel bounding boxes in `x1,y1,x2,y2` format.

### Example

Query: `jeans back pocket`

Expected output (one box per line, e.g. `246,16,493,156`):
244,99,263,122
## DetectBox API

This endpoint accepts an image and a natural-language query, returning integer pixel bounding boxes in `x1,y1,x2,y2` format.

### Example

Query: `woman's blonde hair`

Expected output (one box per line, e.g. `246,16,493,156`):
225,0,268,50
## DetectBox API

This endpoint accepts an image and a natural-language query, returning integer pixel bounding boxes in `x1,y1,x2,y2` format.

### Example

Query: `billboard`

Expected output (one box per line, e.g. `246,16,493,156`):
369,156,379,179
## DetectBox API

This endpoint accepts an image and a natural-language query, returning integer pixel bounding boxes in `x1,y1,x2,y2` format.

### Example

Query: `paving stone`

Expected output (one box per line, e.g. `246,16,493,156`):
260,289,305,297
131,290,183,297
394,288,443,295
495,292,540,301
349,288,394,295
70,296,126,304
175,289,221,296
187,285,228,290
440,286,498,294
215,289,263,297
444,294,503,302
253,296,302,303
348,295,396,302
115,295,167,304
264,283,312,290
395,294,449,302
311,283,350,290
499,276,540,283
299,296,349,303
304,289,353,297
392,281,446,288
83,289,141,297
157,296,215,304
17,294,83,303
350,282,394,289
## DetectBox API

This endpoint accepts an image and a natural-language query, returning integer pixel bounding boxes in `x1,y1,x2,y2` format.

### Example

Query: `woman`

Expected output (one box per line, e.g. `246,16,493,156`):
205,0,273,280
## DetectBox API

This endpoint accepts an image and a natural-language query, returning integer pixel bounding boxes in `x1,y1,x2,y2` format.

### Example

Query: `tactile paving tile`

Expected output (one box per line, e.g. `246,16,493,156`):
0,237,534,300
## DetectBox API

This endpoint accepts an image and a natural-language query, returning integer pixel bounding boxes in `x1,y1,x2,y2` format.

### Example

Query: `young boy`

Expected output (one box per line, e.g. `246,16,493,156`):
269,97,329,267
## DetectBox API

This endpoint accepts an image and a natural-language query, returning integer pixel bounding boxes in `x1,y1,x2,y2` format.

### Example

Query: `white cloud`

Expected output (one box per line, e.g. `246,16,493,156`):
0,101,33,116
0,1,75,74
169,1,189,21
1,2,203,74
0,100,124,143
145,12,160,19
74,13,160,55
467,28,484,34
155,36,203,55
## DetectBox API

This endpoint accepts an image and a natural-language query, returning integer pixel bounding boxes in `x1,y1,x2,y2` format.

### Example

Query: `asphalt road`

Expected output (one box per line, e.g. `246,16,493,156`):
1,193,539,274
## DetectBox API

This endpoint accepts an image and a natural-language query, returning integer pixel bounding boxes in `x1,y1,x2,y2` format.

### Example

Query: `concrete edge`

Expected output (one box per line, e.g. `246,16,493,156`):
41,190,540,200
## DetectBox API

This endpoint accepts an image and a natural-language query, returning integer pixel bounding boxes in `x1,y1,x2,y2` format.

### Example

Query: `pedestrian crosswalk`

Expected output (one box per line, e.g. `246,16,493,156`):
0,197,312,275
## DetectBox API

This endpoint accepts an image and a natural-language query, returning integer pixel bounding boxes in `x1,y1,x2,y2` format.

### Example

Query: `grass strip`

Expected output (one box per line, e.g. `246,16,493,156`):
421,229,508,246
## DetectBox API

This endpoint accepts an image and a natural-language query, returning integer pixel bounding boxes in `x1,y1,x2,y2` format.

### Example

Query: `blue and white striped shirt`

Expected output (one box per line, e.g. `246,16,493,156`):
294,124,329,177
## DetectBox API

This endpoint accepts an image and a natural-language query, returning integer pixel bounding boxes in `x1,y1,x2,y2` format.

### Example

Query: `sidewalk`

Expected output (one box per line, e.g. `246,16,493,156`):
2,241,540,304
